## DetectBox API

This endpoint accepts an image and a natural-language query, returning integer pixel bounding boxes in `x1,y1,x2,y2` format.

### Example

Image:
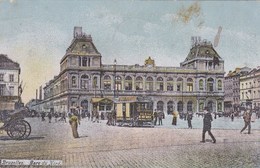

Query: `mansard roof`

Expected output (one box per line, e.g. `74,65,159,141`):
60,34,101,63
0,54,20,70
184,41,222,62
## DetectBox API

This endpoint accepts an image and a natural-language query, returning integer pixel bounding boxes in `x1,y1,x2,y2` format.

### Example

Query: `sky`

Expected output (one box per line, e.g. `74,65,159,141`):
0,0,259,103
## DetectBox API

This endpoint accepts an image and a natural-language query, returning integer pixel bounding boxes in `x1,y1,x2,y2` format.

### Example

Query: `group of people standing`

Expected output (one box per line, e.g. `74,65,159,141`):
153,109,165,125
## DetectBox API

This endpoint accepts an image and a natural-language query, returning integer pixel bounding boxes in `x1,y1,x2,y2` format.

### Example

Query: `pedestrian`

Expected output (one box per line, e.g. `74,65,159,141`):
69,112,80,138
153,109,158,126
54,112,59,122
112,109,116,126
158,112,163,125
230,112,234,122
87,111,90,121
187,112,193,129
47,112,52,123
240,107,252,134
172,111,178,125
201,107,216,143
41,112,45,121
96,110,99,123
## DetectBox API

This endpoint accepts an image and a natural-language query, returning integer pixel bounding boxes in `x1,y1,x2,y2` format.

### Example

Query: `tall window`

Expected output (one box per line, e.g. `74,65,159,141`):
199,101,204,112
156,77,164,91
0,84,5,95
167,77,174,91
177,77,183,92
177,101,183,112
104,75,111,90
157,101,164,112
207,101,213,112
0,74,3,82
82,57,88,66
207,78,214,92
80,75,89,89
146,77,153,91
167,101,174,114
125,76,132,91
9,74,14,82
72,76,77,88
218,102,222,112
135,76,143,90
93,77,97,89
115,76,122,90
199,79,204,90
187,78,193,92
187,101,193,112
217,80,222,90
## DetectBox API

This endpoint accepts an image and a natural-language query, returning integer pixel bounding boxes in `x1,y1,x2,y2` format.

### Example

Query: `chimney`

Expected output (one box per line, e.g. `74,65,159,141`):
39,86,42,100
74,26,82,38
36,89,38,101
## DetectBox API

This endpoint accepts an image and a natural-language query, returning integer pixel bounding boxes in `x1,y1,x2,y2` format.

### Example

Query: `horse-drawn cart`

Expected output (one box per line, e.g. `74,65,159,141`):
0,100,31,140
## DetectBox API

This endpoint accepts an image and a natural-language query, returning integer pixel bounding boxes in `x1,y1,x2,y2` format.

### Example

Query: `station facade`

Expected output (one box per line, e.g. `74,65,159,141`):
31,27,225,115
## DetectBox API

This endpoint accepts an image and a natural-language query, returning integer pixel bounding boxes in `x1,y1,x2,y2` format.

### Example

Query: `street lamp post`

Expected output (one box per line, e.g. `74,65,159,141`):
113,59,117,98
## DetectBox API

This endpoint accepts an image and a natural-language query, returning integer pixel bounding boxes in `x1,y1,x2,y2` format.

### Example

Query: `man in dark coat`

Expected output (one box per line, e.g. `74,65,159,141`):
240,108,252,134
201,107,216,143
187,112,193,129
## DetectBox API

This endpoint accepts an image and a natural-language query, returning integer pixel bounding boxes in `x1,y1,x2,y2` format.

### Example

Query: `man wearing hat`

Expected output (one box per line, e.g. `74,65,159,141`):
201,107,216,143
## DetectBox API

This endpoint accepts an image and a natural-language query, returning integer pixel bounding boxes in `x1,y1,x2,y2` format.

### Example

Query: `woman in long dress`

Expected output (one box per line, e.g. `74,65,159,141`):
69,112,80,138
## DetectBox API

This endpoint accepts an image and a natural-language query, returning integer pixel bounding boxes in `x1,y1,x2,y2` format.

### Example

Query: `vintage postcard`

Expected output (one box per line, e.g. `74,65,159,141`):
0,1,259,167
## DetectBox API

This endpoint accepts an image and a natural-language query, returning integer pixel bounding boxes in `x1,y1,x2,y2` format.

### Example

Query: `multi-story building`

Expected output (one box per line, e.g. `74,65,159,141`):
240,67,260,109
0,54,21,110
32,27,225,115
224,67,251,113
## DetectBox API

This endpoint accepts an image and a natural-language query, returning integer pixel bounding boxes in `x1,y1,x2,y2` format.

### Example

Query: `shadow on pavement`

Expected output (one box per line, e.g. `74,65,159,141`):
79,135,88,138
0,136,45,141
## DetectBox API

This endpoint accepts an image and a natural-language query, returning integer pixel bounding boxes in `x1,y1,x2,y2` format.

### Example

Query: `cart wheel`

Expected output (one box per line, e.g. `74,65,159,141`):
19,120,31,139
6,120,27,140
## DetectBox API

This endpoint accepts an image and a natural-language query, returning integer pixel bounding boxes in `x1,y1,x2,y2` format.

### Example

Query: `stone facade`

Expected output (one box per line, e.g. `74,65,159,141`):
0,54,21,110
240,67,260,109
32,28,225,115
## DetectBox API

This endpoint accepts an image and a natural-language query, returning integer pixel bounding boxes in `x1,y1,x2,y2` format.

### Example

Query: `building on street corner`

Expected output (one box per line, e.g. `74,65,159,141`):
0,54,21,111
31,27,225,116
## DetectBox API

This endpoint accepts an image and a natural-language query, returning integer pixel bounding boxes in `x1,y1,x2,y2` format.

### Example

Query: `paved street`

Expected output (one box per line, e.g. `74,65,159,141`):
0,116,259,167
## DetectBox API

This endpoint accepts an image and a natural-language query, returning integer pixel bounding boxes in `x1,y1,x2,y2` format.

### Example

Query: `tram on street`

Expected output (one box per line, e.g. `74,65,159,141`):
115,96,154,127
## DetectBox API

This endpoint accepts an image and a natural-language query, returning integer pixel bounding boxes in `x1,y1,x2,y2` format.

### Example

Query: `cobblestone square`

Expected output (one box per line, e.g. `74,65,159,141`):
0,116,259,167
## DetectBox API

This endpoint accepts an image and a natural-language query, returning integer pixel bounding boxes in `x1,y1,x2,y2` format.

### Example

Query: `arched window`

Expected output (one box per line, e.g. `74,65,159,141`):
115,76,122,90
177,77,183,92
207,101,214,112
135,76,143,90
125,76,132,91
187,78,193,92
104,75,111,90
156,77,164,91
207,78,214,92
167,77,174,91
157,101,164,112
81,75,89,89
187,101,193,112
81,100,88,112
167,101,174,114
199,79,204,90
217,80,222,90
72,76,77,88
146,76,153,91
177,101,183,112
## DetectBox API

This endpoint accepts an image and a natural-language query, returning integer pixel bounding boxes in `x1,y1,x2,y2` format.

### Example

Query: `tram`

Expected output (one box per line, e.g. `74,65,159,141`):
115,96,154,127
